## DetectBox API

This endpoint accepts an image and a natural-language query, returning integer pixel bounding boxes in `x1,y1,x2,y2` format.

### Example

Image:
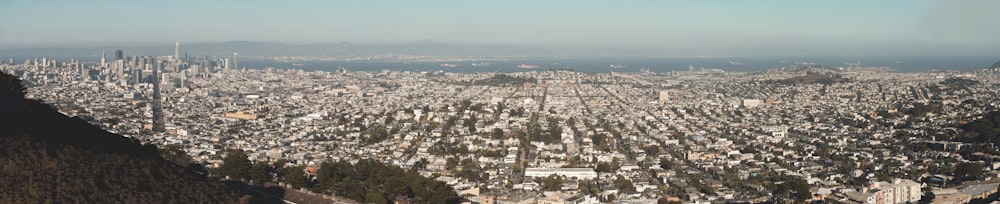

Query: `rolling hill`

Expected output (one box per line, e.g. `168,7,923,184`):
0,72,241,203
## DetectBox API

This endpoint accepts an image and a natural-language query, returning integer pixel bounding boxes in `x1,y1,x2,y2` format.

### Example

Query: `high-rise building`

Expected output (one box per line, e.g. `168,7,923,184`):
133,69,142,84
162,73,171,85
100,50,107,68
80,67,89,81
189,65,199,77
233,52,239,69
115,49,123,60
174,41,181,62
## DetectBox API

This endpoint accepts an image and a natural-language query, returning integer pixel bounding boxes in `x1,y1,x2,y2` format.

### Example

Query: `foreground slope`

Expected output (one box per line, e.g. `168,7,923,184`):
0,73,240,203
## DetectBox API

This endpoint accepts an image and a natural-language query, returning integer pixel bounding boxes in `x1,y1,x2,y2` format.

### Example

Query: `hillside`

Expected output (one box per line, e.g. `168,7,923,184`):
0,72,241,203
957,110,1000,145
765,72,849,85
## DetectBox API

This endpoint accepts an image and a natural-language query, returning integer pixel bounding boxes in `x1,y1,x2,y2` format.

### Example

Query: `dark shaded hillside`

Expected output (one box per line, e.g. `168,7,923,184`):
0,72,240,203
957,110,1000,145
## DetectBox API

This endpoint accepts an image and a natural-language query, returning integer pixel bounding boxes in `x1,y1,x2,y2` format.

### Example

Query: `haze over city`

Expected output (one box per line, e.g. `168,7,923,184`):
1,0,999,56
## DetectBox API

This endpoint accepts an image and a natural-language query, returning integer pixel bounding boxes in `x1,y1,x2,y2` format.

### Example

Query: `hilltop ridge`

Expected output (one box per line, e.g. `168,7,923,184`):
0,72,241,203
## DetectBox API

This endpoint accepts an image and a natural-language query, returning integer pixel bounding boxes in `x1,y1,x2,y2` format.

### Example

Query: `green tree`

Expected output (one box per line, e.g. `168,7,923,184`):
614,175,636,193
659,157,672,170
492,128,504,139
466,114,478,133
412,158,428,171
542,174,564,191
365,191,387,204
774,176,811,203
954,162,984,183
217,149,252,181
313,159,459,204
579,180,599,196
459,158,483,182
282,166,310,189
272,159,289,170
249,162,273,183
160,144,192,167
445,157,459,170
596,162,614,173
646,145,660,157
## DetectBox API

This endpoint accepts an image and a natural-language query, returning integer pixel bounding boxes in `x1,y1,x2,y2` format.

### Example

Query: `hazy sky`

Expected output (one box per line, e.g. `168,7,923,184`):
1,0,998,55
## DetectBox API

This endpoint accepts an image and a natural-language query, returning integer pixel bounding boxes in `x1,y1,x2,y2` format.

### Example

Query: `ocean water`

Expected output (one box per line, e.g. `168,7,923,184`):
243,56,998,73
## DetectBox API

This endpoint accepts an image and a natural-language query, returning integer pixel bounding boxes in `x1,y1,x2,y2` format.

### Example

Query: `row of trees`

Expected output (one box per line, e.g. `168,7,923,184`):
464,73,538,86
215,149,275,183
311,159,461,204
209,148,462,204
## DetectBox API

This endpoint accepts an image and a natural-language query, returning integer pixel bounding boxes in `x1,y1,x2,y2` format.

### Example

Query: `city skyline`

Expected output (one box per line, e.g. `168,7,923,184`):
1,1,999,56
6,50,1000,203
5,1,1000,203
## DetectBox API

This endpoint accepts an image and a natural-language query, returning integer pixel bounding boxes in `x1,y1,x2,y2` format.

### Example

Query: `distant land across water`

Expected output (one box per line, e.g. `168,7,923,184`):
243,56,998,73
4,56,996,73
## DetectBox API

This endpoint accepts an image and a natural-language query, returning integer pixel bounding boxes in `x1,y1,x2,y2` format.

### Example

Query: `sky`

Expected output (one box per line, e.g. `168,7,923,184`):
1,0,998,56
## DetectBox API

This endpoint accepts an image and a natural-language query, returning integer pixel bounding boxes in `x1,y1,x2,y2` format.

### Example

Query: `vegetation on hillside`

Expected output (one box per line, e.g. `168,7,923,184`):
453,73,538,86
0,72,240,203
306,159,462,204
211,147,462,204
956,111,1000,147
764,72,850,85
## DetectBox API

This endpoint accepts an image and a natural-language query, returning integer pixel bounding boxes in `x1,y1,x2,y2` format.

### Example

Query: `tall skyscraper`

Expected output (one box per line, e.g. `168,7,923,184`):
233,52,239,69
115,49,123,60
100,50,107,68
80,67,89,81
174,41,181,62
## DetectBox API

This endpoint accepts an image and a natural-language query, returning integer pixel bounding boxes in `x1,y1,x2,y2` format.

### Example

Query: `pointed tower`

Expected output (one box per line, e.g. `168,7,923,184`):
100,50,107,68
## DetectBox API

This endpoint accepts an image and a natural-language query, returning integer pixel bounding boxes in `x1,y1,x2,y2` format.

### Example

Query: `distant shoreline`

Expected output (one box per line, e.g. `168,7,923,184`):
2,55,994,74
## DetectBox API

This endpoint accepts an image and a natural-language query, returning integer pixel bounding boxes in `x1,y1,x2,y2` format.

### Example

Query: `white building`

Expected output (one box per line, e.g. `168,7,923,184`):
845,179,921,204
742,99,764,108
762,125,788,138
874,179,922,204
524,168,598,180
659,90,670,103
